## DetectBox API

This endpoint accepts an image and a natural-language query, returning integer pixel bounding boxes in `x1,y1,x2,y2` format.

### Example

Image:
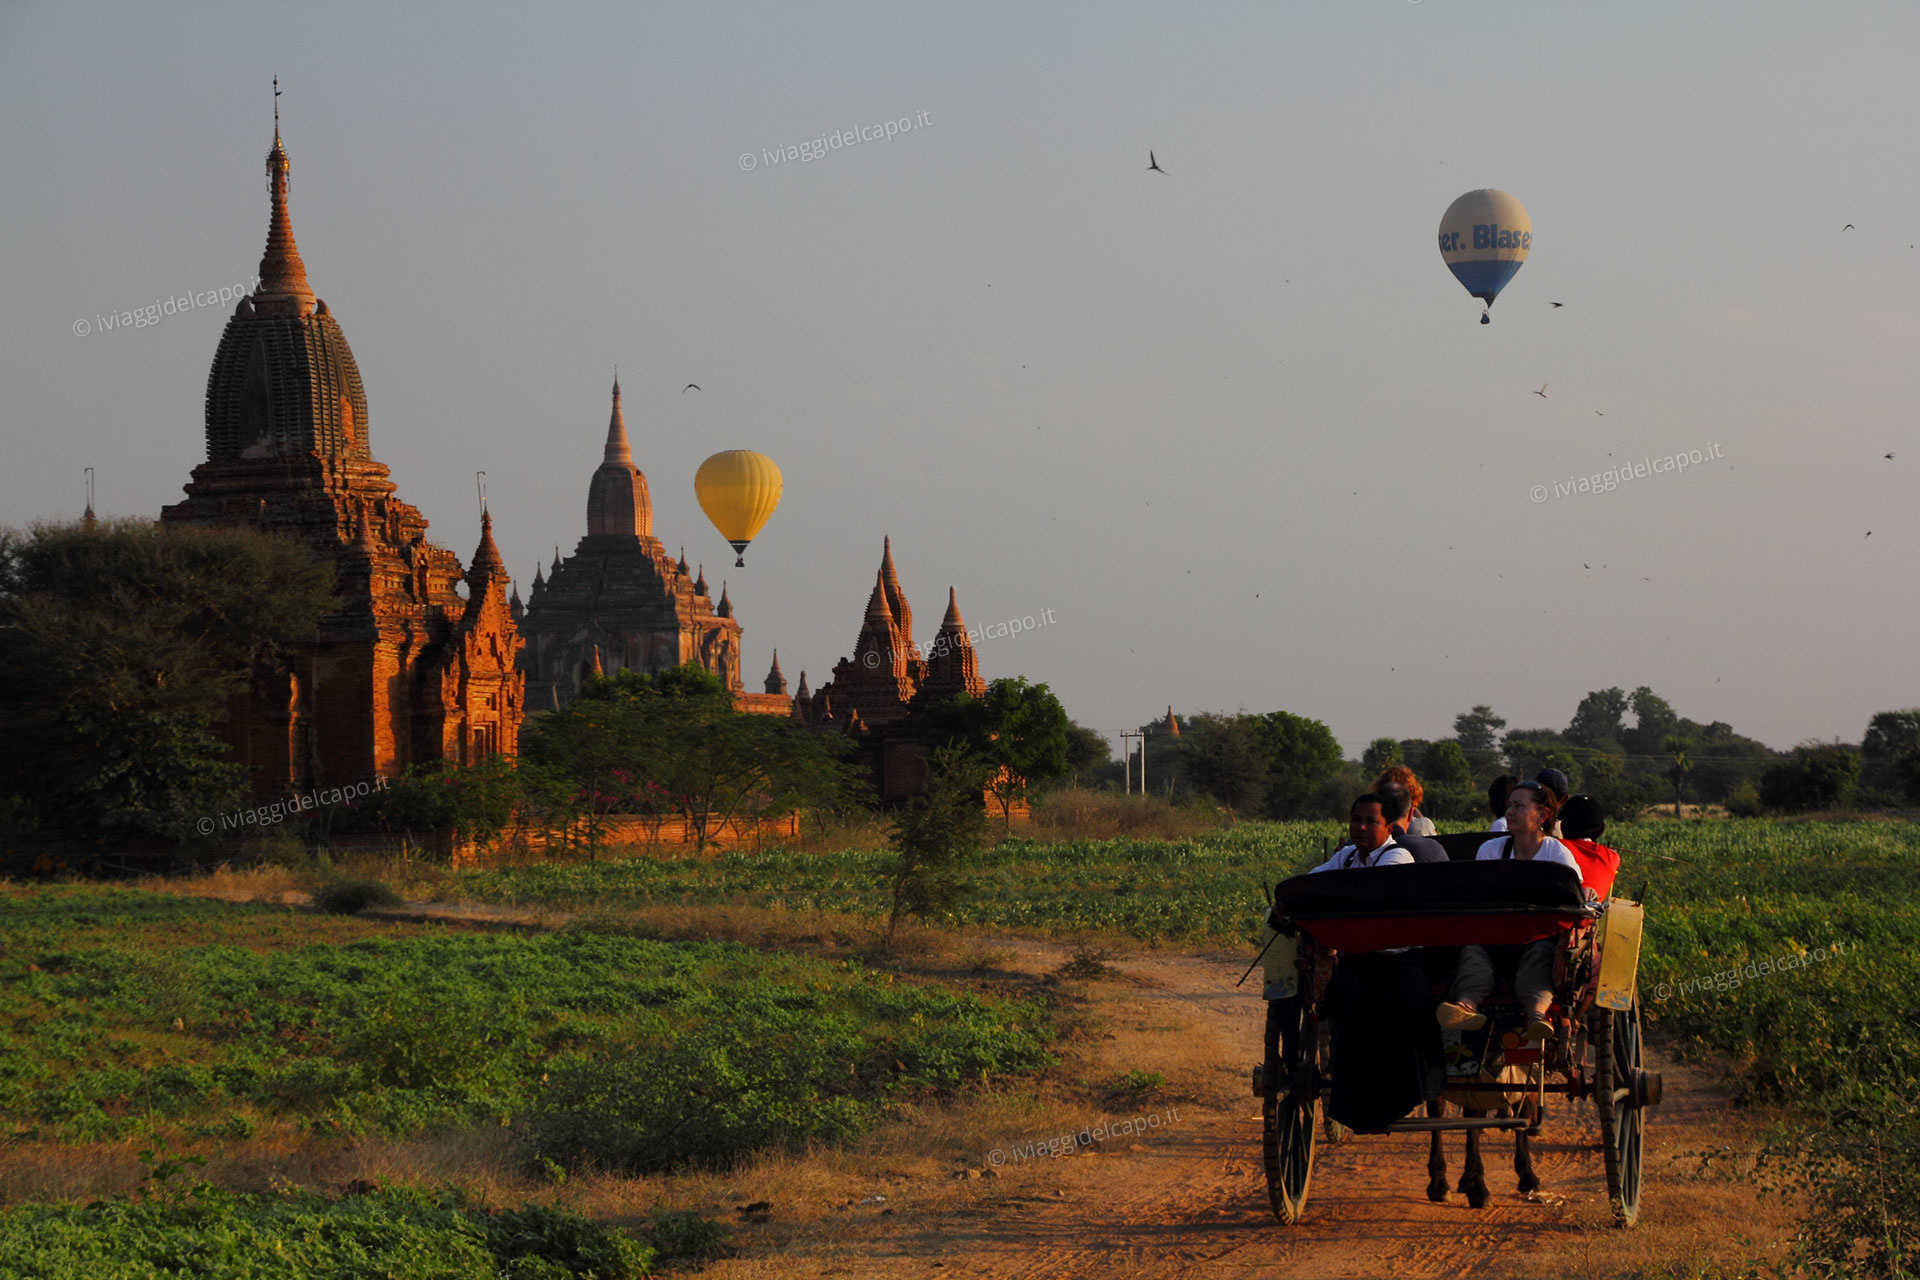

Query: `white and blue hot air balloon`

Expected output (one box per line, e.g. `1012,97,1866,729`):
1438,189,1532,323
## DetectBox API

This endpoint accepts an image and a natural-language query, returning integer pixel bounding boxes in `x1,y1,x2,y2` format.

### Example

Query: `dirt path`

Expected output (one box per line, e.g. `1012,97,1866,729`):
181,890,1796,1277
703,940,1795,1280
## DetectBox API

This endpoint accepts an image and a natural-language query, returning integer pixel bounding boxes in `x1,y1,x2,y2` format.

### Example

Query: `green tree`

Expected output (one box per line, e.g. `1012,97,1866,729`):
0,519,335,855
1504,737,1584,793
1415,740,1479,820
1566,687,1630,748
1759,744,1861,813
919,678,1071,832
1361,738,1402,776
578,663,732,708
1061,719,1112,788
1418,741,1473,791
362,757,523,854
1254,711,1344,819
1663,735,1693,818
1624,687,1680,757
1453,705,1507,773
1183,713,1271,817
1862,709,1920,798
886,745,989,945
518,695,654,858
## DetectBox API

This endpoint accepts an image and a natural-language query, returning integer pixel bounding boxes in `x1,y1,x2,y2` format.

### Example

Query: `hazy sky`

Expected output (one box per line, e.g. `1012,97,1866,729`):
4,2,1916,758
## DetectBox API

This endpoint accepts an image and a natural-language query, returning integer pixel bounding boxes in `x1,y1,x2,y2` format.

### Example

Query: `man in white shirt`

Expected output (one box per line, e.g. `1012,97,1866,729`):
1310,794,1416,873
1311,795,1434,1131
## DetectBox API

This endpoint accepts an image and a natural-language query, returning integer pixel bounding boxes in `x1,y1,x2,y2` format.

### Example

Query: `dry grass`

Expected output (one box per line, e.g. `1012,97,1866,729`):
1024,788,1227,842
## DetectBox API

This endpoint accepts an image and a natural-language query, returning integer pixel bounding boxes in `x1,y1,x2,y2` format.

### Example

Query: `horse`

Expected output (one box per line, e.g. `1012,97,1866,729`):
1425,1050,1540,1208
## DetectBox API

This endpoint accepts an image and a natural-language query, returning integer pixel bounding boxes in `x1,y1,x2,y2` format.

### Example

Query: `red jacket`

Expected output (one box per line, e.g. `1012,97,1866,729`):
1561,838,1621,900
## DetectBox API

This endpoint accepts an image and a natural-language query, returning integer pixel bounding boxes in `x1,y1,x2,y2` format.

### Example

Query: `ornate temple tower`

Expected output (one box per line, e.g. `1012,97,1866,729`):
518,379,789,714
161,103,523,792
795,538,987,800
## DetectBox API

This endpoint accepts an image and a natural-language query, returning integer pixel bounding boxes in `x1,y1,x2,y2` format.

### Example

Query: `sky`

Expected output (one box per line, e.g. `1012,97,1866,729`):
3,2,1917,759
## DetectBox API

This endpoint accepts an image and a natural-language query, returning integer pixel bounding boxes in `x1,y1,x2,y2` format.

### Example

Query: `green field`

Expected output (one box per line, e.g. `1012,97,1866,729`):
4,818,1915,1276
0,887,1053,1161
448,818,1920,1110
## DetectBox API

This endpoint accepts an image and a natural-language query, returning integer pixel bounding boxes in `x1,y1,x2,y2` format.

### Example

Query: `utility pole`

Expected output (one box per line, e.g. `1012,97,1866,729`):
1119,732,1146,795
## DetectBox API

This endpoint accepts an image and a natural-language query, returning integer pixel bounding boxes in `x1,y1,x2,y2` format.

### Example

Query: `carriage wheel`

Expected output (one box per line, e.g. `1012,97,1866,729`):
1261,998,1318,1223
1594,998,1647,1226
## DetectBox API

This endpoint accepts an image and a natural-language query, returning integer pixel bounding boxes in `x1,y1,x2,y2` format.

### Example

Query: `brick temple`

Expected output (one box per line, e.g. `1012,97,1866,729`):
160,112,523,794
514,379,789,715
793,538,987,800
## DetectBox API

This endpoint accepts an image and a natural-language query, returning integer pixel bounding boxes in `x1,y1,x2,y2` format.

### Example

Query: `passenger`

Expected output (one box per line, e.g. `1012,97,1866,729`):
1376,783,1448,863
1534,768,1571,837
1487,774,1518,832
1558,793,1621,900
1309,793,1437,1130
1373,764,1438,837
1310,793,1414,872
1435,781,1580,1042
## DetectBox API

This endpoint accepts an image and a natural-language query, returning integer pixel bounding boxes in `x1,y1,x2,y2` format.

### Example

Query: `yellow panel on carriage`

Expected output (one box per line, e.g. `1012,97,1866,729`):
1595,899,1644,1012
1260,922,1300,999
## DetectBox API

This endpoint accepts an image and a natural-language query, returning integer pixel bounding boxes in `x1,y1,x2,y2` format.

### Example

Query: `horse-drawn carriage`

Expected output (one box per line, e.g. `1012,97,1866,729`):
1251,832,1662,1226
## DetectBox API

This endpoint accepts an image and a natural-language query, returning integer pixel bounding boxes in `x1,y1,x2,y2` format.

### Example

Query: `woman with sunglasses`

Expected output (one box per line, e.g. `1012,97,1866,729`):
1435,781,1581,1042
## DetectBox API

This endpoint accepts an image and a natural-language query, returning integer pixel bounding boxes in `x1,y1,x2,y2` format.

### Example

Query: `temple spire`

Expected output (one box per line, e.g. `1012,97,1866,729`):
254,79,315,316
879,535,912,647
467,509,507,587
604,375,632,465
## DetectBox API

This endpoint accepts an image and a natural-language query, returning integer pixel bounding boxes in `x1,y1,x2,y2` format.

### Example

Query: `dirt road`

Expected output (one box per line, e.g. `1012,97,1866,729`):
704,940,1794,1280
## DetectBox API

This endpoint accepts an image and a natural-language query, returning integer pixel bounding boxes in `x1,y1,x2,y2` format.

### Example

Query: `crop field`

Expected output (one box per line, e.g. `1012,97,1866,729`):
3,818,1915,1276
0,888,1053,1153
452,818,1920,1112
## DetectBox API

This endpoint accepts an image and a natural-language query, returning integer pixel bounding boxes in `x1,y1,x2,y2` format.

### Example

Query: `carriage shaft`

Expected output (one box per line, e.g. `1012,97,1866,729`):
1382,1116,1531,1133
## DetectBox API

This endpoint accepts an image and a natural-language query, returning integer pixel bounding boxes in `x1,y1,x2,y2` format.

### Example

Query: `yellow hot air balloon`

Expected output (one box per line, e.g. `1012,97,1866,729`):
695,450,783,566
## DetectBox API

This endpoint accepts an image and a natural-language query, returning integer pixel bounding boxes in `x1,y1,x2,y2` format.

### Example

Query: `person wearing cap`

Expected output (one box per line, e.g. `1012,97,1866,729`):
1487,774,1517,832
1374,764,1438,837
1558,793,1621,900
1436,781,1581,1042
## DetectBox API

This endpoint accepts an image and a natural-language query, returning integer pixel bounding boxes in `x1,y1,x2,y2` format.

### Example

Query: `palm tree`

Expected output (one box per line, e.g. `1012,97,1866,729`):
1664,735,1694,819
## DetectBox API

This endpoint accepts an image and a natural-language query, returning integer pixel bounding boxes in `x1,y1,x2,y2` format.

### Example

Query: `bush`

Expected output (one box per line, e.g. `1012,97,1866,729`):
1725,780,1764,818
520,1004,873,1174
1760,744,1861,812
311,878,401,915
0,1184,653,1279
1026,788,1224,841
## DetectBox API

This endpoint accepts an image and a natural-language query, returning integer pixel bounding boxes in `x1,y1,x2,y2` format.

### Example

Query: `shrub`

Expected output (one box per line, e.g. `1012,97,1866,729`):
0,1184,653,1279
311,878,401,915
1725,780,1764,818
520,1004,872,1174
1759,744,1861,812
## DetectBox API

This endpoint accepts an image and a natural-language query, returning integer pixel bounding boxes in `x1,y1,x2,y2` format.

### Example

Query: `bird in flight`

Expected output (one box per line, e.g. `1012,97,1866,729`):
1148,150,1165,174
1550,302,1564,308
683,384,701,393
1534,383,1549,398
1886,452,1895,460
1595,410,1605,416
1843,224,1855,231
